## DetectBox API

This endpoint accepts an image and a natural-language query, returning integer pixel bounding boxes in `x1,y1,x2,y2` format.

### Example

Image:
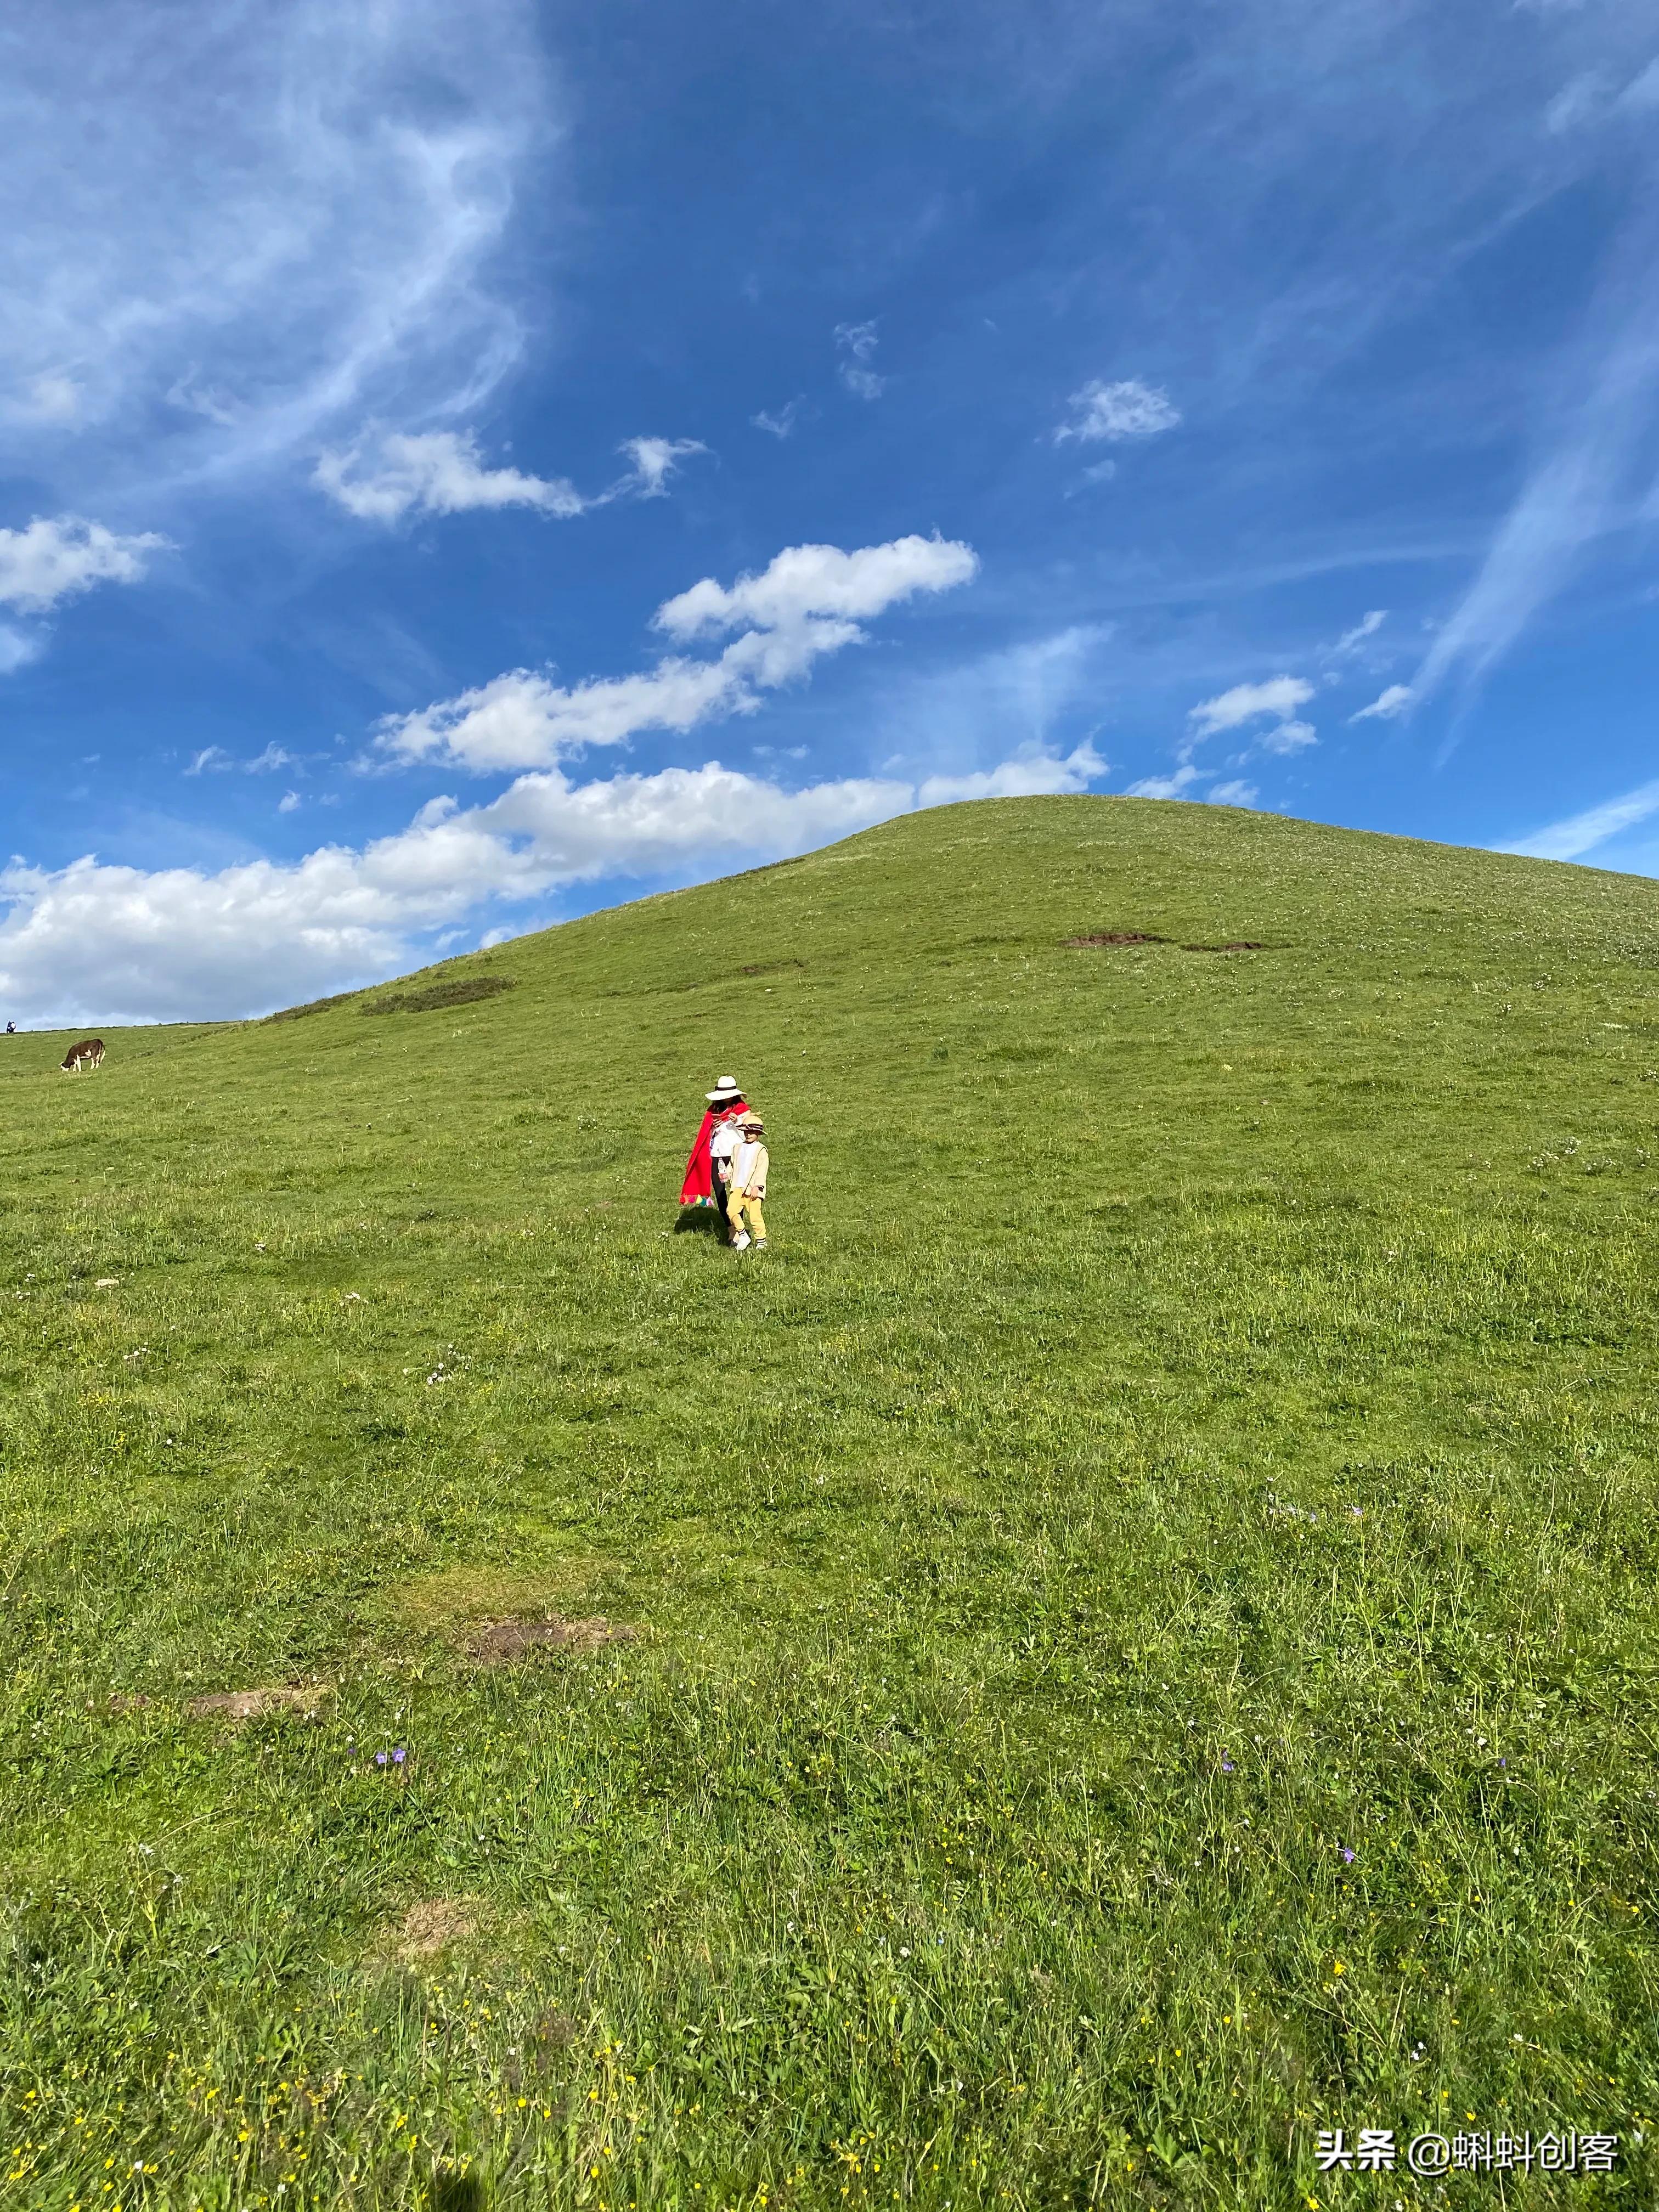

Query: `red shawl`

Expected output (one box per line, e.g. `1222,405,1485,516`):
680,1099,748,1205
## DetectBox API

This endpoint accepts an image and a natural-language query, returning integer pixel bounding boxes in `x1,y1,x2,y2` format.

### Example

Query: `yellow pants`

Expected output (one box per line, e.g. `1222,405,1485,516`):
728,1190,766,1242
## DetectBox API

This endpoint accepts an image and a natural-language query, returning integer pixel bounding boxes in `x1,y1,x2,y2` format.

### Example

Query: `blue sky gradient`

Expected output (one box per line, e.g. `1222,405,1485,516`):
5,0,1659,1019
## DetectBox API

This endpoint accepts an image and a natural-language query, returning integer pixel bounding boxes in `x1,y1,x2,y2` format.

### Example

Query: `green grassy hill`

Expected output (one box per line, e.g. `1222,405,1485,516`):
3,794,1657,2209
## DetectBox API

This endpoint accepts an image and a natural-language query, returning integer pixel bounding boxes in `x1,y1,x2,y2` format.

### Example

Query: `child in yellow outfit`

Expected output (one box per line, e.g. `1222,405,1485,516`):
727,1115,769,1252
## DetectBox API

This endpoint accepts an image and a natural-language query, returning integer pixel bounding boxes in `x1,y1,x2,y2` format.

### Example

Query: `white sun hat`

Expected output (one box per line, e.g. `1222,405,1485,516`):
707,1074,743,1103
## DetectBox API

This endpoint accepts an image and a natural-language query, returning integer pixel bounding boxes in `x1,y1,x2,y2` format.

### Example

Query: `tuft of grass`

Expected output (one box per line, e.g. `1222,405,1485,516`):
362,975,517,1016
1,794,1657,2207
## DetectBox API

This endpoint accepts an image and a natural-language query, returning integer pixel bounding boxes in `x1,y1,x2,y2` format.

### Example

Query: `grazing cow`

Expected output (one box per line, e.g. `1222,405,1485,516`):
61,1038,105,1074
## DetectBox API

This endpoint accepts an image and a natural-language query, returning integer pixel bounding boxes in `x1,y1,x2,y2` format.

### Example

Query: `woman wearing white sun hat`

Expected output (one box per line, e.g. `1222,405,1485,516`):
679,1075,751,1235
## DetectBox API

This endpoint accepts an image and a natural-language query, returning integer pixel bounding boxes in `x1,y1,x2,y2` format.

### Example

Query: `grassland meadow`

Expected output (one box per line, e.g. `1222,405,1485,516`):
2,795,1656,2209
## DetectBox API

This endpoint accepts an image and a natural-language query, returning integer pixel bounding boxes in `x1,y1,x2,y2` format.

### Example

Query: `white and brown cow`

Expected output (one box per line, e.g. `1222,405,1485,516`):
60,1038,106,1074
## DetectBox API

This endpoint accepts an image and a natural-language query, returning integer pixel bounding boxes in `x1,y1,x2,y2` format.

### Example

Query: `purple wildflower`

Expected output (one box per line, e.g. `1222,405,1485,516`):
375,1751,388,1768
1341,1847,1355,1864
1220,1759,1235,1773
392,1747,407,1765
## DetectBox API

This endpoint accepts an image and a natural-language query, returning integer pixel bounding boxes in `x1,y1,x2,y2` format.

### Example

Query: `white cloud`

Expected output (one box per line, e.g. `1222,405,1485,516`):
916,742,1105,805
376,659,754,771
834,321,886,401
0,2,550,487
1503,778,1659,861
619,436,706,497
376,534,979,773
1331,610,1387,657
1054,378,1180,445
314,430,704,524
0,515,166,613
1350,683,1414,723
187,742,297,776
1127,765,1201,799
0,625,40,675
278,791,301,814
1187,675,1314,737
315,431,586,523
657,535,977,639
0,743,1099,1024
1063,459,1118,496
1413,196,1659,704
1255,717,1317,754
1206,780,1259,806
752,398,804,439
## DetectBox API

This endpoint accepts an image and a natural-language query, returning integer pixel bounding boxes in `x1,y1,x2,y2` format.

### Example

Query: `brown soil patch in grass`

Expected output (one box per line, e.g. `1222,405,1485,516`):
186,1683,333,1723
382,1897,490,1963
1063,932,1169,948
464,1615,636,1663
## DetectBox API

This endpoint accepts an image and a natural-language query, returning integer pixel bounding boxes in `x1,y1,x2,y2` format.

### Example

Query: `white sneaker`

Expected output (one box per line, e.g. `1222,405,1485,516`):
730,1232,751,1251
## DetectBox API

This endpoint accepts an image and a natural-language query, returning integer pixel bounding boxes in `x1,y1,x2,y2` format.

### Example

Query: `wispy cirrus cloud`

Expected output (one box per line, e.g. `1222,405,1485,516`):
752,398,806,439
1053,377,1179,445
376,534,979,772
0,0,551,490
1503,777,1659,861
1413,189,1659,708
834,321,885,401
187,743,297,777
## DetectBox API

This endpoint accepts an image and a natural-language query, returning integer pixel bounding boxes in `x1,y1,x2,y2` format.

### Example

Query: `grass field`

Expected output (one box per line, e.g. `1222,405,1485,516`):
3,793,1658,2210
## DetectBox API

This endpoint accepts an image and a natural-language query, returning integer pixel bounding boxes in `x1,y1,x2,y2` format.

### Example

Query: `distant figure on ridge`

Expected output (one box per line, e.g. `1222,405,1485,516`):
680,1075,749,1236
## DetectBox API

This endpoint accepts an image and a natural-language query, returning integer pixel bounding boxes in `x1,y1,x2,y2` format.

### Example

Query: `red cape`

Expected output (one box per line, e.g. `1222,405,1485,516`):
680,1099,748,1204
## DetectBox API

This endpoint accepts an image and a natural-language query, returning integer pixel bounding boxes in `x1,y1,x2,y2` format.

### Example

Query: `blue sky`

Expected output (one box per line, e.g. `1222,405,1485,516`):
5,0,1659,1021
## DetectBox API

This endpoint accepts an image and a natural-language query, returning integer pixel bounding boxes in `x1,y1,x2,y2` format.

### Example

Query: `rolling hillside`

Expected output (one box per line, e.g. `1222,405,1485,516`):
3,794,1657,2208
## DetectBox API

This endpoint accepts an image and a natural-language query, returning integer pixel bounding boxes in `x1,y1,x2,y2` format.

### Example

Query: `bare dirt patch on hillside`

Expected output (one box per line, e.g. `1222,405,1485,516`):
186,1683,333,1723
464,1616,636,1664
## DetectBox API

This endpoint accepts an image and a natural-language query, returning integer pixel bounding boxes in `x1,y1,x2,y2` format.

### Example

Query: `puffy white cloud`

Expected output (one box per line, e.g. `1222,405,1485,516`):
1206,780,1259,806
0,515,166,613
376,658,754,771
0,742,1101,1024
1187,675,1313,736
314,429,704,524
315,431,586,523
657,535,977,639
1054,378,1180,445
1349,683,1414,723
834,321,885,400
379,534,980,771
